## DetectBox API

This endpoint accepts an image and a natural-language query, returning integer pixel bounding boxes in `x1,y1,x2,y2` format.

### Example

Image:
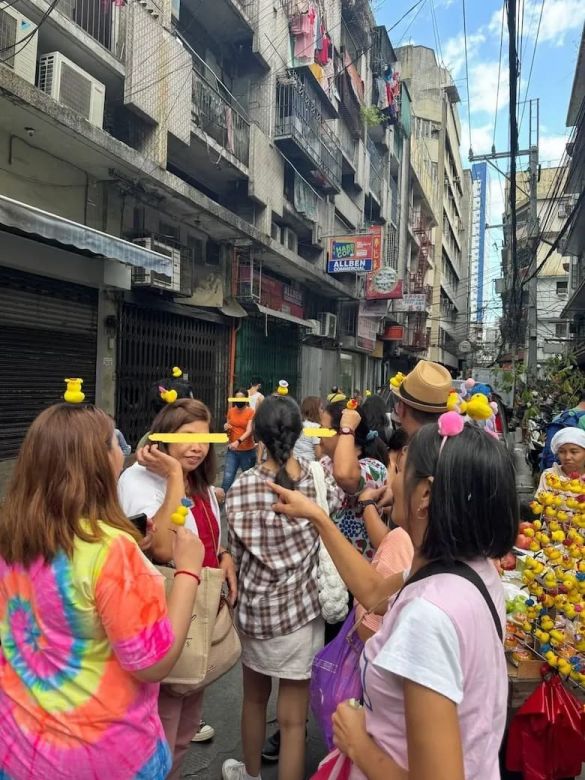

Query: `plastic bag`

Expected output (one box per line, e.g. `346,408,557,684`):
310,749,352,780
506,673,585,780
310,607,364,750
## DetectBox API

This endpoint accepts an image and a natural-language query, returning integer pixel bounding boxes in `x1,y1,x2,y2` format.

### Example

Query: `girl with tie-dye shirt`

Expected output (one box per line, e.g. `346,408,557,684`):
0,403,204,780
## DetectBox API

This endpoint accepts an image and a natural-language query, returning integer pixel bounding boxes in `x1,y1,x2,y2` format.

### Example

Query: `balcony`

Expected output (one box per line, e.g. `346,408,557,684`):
338,119,358,171
192,66,250,168
275,76,342,193
367,138,385,204
58,0,123,55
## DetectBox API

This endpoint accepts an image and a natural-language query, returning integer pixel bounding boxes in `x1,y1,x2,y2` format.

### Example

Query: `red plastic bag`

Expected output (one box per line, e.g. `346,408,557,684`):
506,673,585,780
310,749,352,780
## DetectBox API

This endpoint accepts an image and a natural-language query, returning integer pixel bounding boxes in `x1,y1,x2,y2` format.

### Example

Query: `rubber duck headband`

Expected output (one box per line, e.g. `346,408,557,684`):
64,378,85,404
159,367,184,404
277,380,289,396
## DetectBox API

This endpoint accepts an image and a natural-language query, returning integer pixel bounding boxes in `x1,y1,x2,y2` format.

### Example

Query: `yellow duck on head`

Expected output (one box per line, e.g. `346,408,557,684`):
277,380,289,396
172,366,183,378
159,386,178,405
64,378,85,404
460,392,493,421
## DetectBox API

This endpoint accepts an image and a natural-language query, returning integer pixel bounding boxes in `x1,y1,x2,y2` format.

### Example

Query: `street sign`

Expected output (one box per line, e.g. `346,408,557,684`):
327,235,374,274
459,340,472,354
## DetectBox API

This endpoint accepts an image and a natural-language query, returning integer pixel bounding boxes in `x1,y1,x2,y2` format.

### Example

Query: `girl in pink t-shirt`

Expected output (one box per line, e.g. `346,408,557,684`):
270,419,518,780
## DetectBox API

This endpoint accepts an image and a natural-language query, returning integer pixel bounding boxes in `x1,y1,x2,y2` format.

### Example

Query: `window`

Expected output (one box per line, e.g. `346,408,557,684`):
0,10,17,70
556,280,568,296
555,321,568,338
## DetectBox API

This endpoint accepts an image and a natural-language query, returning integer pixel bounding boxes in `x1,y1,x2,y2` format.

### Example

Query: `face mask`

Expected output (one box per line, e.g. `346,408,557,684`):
234,402,246,409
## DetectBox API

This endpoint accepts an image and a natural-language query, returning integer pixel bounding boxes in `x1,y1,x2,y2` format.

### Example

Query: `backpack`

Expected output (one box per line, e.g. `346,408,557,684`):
541,409,585,471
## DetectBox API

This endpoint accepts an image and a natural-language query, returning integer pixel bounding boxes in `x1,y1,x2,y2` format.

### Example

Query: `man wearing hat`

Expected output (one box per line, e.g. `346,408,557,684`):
391,360,453,438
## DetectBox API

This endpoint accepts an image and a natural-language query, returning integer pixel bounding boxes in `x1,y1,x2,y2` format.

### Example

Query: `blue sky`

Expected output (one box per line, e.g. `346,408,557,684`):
375,0,585,321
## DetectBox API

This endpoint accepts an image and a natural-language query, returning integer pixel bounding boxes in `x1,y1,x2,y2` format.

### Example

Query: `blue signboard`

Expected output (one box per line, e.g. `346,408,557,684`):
327,236,374,274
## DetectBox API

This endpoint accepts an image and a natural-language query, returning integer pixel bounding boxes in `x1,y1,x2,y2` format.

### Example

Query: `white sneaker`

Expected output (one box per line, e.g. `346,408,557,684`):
191,720,215,743
222,759,261,780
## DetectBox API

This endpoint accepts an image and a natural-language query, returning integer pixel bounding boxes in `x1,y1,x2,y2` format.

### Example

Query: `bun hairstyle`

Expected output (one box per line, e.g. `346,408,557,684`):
326,400,389,464
253,395,302,490
405,422,518,561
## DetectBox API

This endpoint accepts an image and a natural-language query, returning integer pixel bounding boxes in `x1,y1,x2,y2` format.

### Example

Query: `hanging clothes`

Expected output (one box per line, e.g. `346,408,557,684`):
376,77,388,110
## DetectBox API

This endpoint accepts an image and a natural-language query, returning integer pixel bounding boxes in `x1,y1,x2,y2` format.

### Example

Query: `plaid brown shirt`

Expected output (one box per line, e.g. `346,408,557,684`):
227,460,343,639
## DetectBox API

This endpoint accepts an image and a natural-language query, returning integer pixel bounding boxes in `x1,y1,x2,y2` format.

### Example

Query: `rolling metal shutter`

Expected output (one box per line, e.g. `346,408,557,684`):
0,267,98,459
116,303,229,446
235,316,301,399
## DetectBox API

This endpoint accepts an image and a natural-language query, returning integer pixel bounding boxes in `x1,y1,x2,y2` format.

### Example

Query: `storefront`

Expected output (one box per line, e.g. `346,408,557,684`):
116,300,230,445
235,315,301,399
0,266,98,460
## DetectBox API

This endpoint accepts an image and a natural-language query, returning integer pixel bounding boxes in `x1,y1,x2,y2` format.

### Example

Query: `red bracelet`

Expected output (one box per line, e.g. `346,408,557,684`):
174,569,201,585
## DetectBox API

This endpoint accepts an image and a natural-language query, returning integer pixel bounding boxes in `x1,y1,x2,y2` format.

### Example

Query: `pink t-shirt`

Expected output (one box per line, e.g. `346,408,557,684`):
350,558,506,780
354,528,414,633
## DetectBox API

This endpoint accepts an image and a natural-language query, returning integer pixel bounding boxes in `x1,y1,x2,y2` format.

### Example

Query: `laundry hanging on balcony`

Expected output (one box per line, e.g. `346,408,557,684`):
289,2,332,68
374,66,401,124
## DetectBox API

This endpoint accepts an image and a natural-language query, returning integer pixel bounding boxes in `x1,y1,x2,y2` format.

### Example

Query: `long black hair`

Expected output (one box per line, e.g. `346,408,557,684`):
148,377,194,415
326,400,389,464
254,395,302,490
361,394,391,447
405,422,518,561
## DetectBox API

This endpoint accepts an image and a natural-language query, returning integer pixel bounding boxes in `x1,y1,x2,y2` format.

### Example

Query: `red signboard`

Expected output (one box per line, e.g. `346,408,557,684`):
382,325,404,341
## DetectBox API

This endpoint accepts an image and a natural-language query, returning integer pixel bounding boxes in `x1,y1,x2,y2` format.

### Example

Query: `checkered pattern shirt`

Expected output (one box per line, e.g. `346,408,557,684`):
227,460,343,640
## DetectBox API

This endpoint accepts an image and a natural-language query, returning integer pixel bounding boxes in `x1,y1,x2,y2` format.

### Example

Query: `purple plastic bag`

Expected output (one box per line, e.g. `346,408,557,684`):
310,608,364,750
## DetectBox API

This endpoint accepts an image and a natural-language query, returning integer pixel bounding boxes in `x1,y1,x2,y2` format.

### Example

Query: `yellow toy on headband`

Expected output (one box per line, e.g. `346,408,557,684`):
159,386,178,405
149,433,229,444
64,378,85,404
172,367,183,378
346,399,358,410
277,380,289,396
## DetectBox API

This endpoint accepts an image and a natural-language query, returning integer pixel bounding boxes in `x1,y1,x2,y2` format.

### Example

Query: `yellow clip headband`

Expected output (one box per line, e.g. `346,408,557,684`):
149,433,229,444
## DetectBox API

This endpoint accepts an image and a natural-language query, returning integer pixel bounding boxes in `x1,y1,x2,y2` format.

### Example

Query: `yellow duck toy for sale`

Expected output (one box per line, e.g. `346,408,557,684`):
460,393,493,421
64,378,85,404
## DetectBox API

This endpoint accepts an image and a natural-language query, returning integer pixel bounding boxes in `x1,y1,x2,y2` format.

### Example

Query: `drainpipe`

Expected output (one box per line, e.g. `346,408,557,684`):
228,246,239,395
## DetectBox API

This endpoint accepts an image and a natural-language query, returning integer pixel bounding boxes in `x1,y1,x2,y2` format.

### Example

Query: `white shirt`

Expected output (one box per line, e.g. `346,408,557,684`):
293,420,320,461
248,391,264,411
118,462,221,547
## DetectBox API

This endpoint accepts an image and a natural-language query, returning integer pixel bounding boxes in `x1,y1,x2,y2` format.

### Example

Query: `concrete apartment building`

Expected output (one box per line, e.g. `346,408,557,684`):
0,0,417,475
562,24,585,367
396,44,470,372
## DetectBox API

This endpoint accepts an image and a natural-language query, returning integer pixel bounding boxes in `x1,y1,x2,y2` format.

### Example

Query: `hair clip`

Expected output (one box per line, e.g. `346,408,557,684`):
277,380,289,396
346,399,358,410
159,386,178,404
149,433,229,444
172,366,183,378
365,390,372,397
389,372,406,389
171,497,193,526
329,392,347,403
438,411,465,443
366,429,379,441
64,378,85,404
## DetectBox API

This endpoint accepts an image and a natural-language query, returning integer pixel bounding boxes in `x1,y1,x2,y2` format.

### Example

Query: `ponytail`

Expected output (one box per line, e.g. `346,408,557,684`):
253,396,302,491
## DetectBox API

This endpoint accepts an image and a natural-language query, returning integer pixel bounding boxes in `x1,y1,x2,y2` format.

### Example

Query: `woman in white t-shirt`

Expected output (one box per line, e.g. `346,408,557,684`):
247,378,264,411
293,395,323,462
118,398,236,780
270,420,518,780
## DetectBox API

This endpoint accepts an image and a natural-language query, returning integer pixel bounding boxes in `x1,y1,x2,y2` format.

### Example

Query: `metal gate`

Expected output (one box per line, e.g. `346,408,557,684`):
235,316,301,399
116,303,229,445
0,266,98,460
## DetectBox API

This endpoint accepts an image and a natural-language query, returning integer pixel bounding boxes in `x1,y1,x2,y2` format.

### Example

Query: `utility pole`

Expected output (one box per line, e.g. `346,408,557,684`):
526,101,540,376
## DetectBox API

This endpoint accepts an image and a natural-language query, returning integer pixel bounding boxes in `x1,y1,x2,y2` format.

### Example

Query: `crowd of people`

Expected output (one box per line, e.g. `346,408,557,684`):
5,358,572,780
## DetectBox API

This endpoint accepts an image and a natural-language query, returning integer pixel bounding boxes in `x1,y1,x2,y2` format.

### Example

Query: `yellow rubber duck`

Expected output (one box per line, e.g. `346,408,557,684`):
64,378,85,404
160,387,178,405
461,393,493,421
390,372,406,388
447,391,461,412
277,380,289,396
172,366,183,378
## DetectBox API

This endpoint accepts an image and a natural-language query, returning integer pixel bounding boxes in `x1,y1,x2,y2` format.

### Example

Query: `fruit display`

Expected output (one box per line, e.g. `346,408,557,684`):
514,470,585,685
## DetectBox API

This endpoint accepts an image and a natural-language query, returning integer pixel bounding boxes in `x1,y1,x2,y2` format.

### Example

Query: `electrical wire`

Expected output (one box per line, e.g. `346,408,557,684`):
519,0,545,135
0,0,60,62
398,0,429,45
492,2,506,148
462,0,472,153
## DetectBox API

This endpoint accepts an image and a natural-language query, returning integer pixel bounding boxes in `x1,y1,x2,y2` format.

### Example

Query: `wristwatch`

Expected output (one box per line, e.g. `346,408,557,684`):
340,427,355,436
358,499,378,513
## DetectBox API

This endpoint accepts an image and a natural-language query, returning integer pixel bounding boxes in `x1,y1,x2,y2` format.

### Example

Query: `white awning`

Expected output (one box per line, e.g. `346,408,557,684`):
0,195,173,275
256,303,313,328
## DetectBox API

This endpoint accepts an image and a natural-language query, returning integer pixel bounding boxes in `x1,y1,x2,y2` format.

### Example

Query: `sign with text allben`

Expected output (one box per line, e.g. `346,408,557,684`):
327,235,374,274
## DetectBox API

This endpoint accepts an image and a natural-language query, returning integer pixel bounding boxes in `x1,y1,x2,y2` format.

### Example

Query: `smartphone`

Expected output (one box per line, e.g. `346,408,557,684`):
128,513,148,537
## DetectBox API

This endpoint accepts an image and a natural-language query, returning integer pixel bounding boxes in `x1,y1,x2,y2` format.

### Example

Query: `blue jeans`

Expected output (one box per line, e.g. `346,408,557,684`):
222,448,257,493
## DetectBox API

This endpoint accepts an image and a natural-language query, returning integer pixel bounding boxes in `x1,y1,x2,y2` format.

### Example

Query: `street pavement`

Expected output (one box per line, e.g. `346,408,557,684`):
180,663,327,779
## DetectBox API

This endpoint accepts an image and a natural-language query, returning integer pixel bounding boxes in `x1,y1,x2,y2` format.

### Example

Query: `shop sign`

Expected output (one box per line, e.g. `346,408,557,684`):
327,235,374,273
283,284,304,307
356,302,379,351
382,325,404,341
393,293,427,312
365,270,403,300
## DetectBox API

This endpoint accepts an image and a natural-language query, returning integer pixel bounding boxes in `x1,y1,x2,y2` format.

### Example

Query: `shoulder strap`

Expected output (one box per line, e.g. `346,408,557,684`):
397,560,503,642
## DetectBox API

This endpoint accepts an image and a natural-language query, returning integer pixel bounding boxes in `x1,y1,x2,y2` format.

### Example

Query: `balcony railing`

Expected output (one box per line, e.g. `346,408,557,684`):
192,67,250,167
338,120,358,169
275,76,342,192
59,0,122,54
367,138,384,203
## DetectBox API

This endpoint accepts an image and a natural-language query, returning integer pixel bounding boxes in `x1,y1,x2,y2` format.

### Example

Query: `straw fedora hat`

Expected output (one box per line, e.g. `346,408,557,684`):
391,360,452,414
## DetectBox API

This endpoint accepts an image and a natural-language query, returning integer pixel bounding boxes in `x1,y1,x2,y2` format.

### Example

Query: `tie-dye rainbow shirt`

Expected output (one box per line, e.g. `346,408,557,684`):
0,523,173,779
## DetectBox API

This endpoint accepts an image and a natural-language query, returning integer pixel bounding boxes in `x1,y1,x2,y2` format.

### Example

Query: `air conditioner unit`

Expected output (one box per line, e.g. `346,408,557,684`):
38,52,105,127
0,7,37,84
271,222,282,243
306,318,321,336
282,227,298,254
131,237,182,293
318,312,337,339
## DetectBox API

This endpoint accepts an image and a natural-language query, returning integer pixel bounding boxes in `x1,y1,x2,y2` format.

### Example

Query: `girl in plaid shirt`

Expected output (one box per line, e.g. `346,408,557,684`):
224,395,343,780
